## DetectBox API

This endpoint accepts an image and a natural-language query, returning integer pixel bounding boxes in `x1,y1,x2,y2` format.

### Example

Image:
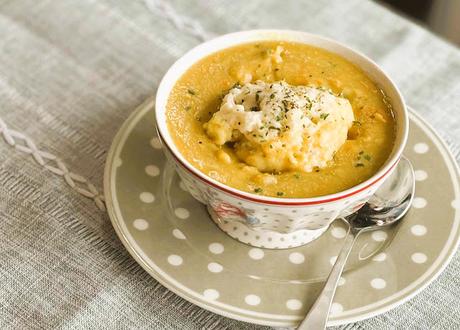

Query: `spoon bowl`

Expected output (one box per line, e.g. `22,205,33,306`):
299,156,415,329
349,156,415,231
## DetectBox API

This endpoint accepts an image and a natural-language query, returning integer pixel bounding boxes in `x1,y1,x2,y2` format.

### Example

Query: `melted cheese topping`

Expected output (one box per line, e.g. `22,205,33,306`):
204,81,354,172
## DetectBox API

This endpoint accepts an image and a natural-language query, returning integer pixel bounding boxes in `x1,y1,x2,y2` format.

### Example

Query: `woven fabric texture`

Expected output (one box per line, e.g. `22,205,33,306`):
0,0,459,329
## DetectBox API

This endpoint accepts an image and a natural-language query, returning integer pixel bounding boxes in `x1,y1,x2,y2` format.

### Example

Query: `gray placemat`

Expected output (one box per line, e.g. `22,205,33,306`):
0,0,458,329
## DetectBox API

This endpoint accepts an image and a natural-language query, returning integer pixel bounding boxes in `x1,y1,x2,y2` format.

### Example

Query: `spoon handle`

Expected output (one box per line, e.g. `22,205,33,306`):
298,227,358,330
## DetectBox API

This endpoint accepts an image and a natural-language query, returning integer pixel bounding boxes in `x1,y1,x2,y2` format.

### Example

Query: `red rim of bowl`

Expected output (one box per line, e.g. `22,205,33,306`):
155,29,408,206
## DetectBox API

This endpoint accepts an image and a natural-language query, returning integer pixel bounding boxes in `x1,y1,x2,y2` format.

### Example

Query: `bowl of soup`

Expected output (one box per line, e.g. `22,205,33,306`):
155,30,408,249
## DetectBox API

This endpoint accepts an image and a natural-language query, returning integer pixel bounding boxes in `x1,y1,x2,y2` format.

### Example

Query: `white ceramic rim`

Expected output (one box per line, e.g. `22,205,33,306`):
155,29,409,205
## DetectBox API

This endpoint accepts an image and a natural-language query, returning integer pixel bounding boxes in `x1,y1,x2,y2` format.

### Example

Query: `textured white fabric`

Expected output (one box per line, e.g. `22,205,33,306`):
0,0,459,329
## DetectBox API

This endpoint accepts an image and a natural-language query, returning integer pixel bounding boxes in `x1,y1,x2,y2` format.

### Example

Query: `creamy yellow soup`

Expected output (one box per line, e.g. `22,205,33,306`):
166,41,395,198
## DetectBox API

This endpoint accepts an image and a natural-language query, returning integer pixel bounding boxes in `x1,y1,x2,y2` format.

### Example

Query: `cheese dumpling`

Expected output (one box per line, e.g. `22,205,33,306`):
204,81,354,173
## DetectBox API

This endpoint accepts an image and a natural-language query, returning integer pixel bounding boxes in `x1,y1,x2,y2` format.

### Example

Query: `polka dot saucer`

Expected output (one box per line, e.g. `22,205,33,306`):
104,98,460,327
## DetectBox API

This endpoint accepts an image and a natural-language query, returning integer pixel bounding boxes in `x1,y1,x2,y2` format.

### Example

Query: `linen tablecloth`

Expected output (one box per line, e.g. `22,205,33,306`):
1,0,459,328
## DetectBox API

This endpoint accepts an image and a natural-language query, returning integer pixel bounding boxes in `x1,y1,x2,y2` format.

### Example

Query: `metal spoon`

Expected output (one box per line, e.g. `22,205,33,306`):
298,156,415,330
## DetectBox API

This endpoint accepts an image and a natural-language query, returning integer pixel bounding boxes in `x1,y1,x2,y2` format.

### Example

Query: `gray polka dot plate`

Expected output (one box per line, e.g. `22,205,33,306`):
104,98,460,327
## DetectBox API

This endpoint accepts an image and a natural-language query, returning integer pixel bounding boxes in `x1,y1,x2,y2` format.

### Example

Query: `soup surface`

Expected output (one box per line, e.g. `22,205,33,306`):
166,41,395,198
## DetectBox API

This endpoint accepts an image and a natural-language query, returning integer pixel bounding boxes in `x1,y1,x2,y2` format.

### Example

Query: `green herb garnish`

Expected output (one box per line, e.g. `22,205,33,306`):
187,89,196,95
276,192,284,196
254,188,263,193
294,173,300,179
320,113,330,120
185,106,191,111
355,163,365,167
250,106,260,112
